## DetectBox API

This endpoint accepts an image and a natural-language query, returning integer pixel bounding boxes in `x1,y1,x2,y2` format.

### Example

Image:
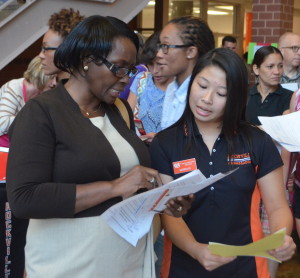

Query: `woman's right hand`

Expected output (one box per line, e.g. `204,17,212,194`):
191,242,236,271
111,165,162,198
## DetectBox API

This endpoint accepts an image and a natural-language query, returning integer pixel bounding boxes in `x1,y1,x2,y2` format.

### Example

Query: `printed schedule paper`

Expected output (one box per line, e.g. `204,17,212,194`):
259,111,300,152
102,168,236,246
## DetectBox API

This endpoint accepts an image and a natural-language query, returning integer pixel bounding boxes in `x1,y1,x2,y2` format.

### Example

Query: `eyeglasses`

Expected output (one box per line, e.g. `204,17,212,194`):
157,43,192,54
97,56,138,78
281,46,300,53
41,46,58,53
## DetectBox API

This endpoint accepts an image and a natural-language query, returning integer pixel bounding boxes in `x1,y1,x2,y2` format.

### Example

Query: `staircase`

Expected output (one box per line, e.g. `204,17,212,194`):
0,0,149,70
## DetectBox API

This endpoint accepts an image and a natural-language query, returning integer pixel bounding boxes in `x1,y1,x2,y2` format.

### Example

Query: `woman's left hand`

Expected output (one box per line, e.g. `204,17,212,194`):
268,235,296,261
140,132,157,144
163,194,195,217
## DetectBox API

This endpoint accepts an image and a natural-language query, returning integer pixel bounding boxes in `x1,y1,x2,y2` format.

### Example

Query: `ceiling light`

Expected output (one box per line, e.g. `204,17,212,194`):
147,0,155,6
215,6,233,11
207,10,228,15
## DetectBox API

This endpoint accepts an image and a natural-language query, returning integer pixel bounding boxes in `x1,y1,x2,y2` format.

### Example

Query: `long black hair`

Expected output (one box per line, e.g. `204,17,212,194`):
175,48,252,159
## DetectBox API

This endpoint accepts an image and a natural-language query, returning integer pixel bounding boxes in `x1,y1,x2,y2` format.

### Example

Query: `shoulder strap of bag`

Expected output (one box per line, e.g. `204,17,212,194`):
114,98,130,129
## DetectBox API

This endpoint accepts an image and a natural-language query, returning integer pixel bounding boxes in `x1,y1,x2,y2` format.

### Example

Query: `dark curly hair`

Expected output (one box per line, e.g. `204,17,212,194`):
169,16,215,58
48,8,85,39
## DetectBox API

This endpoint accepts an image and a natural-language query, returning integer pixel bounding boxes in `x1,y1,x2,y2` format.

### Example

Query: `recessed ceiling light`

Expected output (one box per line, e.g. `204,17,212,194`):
208,10,229,15
215,6,233,11
147,0,155,6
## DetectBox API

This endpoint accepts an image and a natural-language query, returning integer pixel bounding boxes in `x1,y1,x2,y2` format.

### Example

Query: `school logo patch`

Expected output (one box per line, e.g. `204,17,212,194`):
227,153,251,165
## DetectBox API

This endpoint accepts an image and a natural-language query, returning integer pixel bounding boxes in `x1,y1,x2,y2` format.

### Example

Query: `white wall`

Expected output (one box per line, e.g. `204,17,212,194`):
0,0,150,70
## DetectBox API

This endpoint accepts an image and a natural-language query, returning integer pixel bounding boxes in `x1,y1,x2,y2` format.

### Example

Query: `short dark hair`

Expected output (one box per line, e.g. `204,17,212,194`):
54,15,139,75
140,31,161,65
222,35,237,46
252,45,282,69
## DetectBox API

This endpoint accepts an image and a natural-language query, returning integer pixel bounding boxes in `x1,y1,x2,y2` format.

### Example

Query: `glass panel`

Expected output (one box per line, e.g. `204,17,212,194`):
169,0,195,20
0,0,32,27
140,0,155,38
0,0,25,20
207,2,234,43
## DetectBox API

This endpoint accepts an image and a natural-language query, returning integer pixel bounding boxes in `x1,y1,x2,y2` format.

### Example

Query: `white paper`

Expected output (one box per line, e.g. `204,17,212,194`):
259,111,300,152
281,83,298,92
102,168,237,246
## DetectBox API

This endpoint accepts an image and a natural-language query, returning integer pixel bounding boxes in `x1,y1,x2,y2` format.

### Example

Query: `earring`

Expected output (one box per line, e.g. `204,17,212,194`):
187,56,191,59
83,65,89,71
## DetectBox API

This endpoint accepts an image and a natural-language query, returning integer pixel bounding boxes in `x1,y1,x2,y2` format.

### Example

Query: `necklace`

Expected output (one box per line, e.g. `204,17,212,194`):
80,104,102,116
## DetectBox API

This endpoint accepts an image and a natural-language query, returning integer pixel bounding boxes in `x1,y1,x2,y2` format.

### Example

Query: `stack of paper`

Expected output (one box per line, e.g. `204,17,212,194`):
259,111,300,152
102,168,237,246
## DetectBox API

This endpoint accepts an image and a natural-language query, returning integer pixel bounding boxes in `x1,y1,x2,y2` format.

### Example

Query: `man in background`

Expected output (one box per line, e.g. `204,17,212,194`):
278,32,300,85
221,35,237,53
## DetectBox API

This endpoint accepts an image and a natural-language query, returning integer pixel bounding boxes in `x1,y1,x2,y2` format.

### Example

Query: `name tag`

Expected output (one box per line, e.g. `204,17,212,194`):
173,158,197,174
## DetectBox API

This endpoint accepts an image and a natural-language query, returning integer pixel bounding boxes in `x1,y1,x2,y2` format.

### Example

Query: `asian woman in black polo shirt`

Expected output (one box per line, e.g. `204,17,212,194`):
150,48,296,278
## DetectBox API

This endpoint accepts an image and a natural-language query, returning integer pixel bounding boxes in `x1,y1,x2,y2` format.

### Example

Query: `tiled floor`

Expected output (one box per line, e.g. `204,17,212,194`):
276,254,300,278
276,232,300,278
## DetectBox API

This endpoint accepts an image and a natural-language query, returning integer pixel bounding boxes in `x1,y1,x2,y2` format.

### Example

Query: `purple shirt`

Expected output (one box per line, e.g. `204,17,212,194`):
119,64,148,100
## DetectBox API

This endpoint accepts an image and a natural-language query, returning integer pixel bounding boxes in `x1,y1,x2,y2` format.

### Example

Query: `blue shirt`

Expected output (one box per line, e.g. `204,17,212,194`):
160,76,191,130
130,71,165,133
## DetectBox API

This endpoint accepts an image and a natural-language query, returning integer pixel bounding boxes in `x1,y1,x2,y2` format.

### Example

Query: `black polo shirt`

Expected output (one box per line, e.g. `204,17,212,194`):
246,84,293,125
150,121,282,278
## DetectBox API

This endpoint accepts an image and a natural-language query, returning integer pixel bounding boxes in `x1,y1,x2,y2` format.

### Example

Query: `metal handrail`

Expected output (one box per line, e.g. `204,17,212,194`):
0,0,37,29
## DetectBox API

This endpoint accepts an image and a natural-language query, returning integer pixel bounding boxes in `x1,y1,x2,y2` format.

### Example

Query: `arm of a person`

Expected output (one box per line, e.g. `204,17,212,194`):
0,85,22,135
282,109,290,115
289,90,297,113
160,173,235,271
281,91,298,192
75,165,160,214
7,100,157,219
258,167,296,260
281,147,291,186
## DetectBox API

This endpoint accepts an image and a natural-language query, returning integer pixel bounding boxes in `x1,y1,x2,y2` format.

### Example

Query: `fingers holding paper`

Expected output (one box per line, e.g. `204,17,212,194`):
192,243,236,271
112,165,162,198
164,194,195,217
268,235,296,262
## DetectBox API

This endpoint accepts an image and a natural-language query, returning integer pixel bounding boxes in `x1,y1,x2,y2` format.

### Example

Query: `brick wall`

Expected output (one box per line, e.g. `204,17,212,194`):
251,0,294,43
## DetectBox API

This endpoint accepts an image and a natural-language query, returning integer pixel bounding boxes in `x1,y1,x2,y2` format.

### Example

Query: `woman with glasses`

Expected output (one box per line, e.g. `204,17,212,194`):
128,31,174,142
39,8,84,81
6,15,192,278
156,16,215,130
